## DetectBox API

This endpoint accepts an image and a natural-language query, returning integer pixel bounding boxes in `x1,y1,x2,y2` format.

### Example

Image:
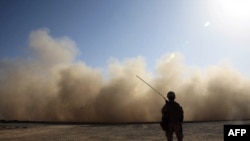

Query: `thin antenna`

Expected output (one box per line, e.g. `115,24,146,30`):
136,75,167,101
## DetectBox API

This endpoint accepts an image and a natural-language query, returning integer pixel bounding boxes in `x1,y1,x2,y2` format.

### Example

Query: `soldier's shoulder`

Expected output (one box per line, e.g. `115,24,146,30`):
174,101,183,108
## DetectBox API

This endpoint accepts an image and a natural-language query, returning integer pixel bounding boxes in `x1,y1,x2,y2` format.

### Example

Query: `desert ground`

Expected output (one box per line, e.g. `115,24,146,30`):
0,120,249,141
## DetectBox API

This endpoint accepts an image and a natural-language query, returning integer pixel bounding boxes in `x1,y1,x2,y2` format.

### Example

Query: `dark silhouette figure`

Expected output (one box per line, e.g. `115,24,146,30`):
161,91,184,141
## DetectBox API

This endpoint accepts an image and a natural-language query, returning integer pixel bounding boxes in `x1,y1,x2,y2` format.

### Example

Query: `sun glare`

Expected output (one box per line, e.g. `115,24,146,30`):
219,0,250,20
209,0,250,37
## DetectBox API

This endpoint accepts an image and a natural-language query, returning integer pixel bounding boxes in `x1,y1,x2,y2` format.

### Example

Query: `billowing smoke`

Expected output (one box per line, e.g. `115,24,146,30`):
0,29,250,122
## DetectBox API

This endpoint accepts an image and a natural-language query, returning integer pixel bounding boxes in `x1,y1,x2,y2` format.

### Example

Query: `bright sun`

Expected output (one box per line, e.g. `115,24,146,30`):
209,0,250,36
219,0,250,20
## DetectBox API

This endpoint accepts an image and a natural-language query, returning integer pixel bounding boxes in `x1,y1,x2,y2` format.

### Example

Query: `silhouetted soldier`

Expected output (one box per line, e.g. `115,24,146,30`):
161,91,184,141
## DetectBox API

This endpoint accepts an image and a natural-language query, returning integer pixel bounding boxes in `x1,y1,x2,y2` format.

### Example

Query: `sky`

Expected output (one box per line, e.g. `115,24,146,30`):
1,0,250,75
1,0,250,122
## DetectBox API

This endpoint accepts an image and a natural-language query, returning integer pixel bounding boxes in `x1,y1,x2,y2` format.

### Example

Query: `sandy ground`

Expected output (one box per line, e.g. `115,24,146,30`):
0,120,249,141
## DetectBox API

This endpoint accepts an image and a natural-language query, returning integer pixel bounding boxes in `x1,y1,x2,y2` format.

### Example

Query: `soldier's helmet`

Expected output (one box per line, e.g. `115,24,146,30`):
167,91,175,100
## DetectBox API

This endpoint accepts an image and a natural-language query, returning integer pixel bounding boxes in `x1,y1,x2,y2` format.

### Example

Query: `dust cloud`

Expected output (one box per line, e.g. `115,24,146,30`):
0,29,250,122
